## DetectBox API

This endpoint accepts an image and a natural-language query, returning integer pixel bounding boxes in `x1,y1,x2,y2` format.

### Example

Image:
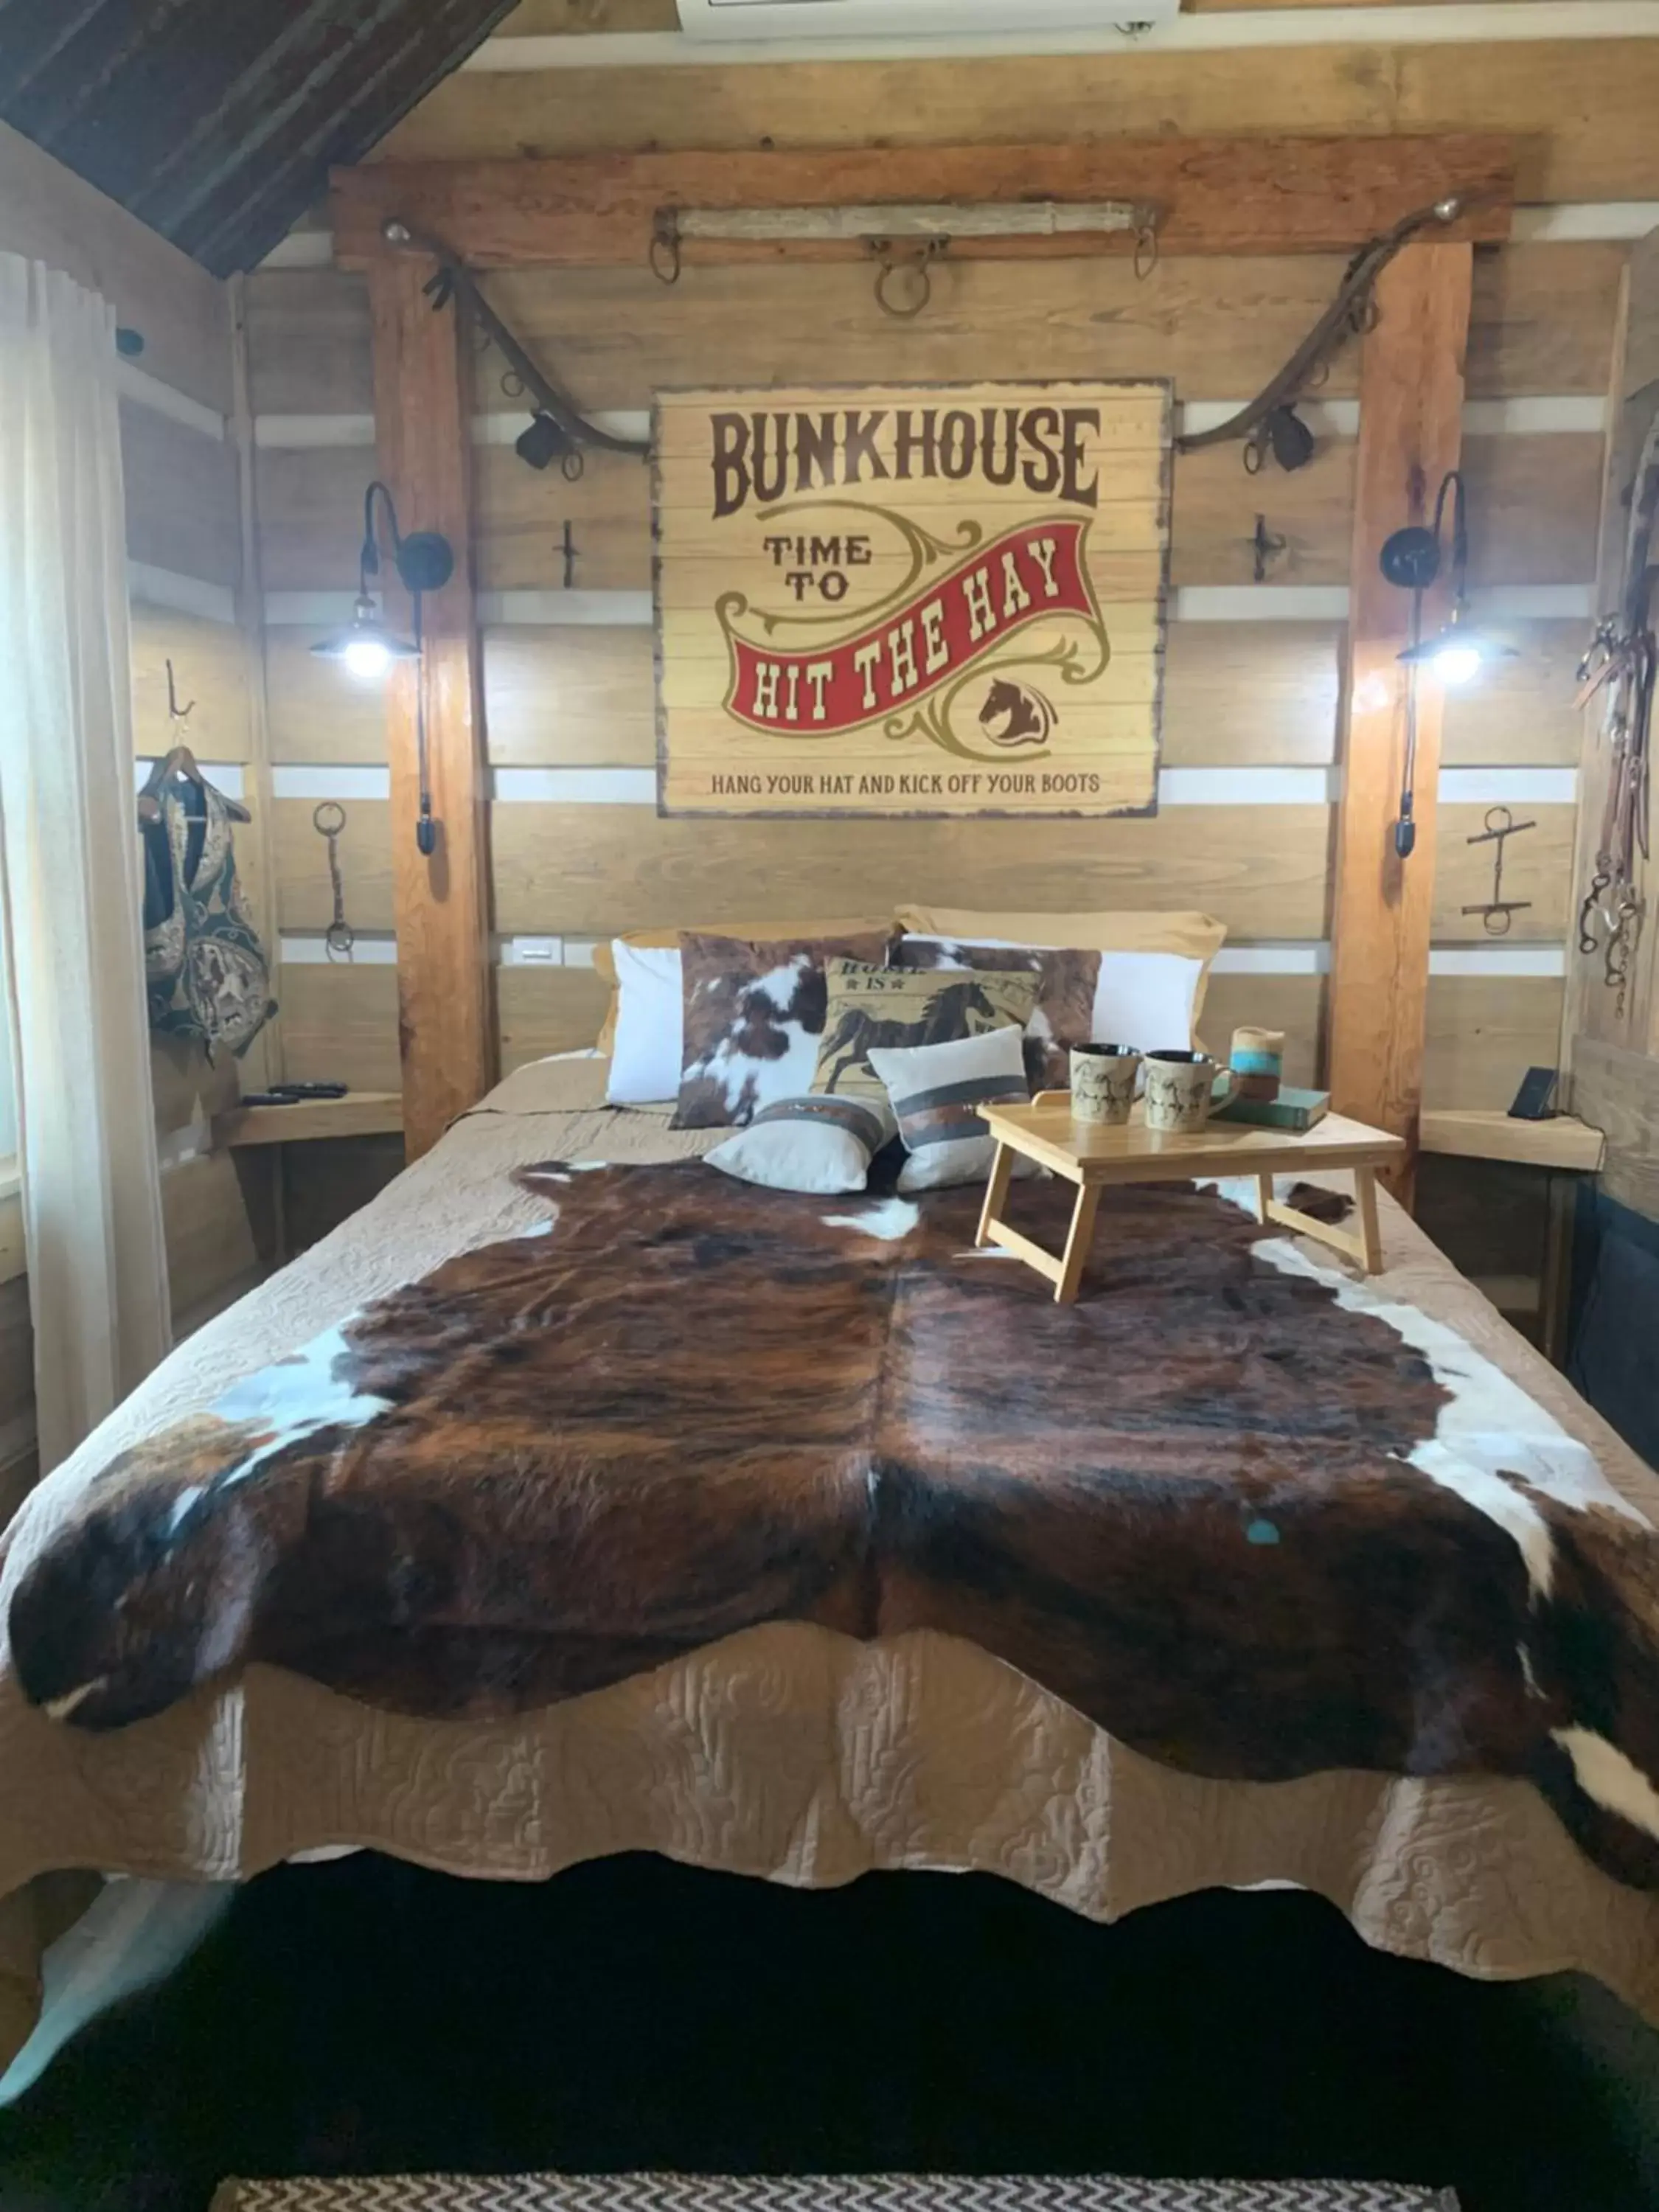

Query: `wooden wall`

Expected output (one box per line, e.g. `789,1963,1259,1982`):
245,15,1636,1118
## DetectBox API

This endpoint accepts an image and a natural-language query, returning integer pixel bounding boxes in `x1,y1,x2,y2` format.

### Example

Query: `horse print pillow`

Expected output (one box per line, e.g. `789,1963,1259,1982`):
810,959,1040,1105
894,934,1096,1091
896,933,1206,1089
672,928,894,1130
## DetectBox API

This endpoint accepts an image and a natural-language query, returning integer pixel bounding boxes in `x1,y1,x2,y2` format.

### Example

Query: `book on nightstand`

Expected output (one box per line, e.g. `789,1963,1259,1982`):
1210,1085,1330,1133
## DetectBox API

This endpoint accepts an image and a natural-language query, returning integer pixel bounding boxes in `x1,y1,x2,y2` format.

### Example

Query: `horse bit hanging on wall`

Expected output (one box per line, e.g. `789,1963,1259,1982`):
313,801,355,961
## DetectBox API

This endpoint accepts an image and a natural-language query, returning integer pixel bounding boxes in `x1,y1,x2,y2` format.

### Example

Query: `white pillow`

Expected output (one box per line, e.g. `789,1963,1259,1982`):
705,1093,897,1195
605,942,683,1104
1092,949,1206,1054
868,1022,1034,1194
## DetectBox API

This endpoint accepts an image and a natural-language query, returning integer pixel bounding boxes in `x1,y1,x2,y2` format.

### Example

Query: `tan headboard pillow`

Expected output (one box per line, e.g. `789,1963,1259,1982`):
593,916,896,1054
895,907,1228,1034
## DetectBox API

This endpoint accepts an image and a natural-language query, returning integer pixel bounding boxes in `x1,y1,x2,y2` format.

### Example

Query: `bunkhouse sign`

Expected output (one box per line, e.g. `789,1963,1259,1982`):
653,380,1170,817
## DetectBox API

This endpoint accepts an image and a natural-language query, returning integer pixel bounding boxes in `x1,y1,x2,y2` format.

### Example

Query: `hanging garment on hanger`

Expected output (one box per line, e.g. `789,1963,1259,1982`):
142,770,276,1057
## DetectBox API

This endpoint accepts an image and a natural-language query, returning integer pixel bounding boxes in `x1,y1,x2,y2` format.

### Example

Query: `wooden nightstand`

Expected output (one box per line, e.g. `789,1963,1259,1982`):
1418,1110,1605,1365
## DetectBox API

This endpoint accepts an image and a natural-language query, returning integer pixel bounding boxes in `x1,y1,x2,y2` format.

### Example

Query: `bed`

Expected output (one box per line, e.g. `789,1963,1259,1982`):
3,1051,1659,2064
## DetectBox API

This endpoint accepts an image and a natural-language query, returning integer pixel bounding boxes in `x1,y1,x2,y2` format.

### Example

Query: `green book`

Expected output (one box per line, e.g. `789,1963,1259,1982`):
1211,1085,1330,1133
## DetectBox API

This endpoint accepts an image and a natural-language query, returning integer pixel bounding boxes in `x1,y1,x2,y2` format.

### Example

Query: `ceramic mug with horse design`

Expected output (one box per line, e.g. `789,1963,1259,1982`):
1070,1043,1141,1124
1144,1048,1233,1133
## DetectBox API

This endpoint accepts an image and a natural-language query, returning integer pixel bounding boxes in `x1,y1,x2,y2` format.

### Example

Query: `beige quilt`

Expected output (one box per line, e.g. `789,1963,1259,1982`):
3,1054,1659,2061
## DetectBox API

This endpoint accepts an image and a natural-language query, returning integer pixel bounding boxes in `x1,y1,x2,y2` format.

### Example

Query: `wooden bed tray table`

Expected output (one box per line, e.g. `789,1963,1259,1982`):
976,1093,1408,1303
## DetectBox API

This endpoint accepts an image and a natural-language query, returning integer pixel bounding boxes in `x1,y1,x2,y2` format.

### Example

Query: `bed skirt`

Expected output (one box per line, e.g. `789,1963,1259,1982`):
5,1618,1659,2076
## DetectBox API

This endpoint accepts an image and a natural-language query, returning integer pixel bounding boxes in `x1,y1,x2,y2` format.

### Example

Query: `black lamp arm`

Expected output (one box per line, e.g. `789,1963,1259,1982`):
1431,466,1470,612
381,217,651,462
358,480,398,597
355,479,440,858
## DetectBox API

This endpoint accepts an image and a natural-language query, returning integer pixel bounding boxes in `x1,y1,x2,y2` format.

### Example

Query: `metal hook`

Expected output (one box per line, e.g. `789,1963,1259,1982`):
1251,515,1287,582
164,657,195,723
1133,217,1159,282
650,211,683,287
871,237,945,320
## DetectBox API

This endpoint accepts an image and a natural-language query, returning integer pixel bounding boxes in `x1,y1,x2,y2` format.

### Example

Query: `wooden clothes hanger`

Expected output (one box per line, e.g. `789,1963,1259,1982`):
136,745,251,825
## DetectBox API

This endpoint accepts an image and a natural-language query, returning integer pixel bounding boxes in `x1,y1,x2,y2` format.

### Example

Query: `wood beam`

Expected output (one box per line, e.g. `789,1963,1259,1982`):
366,251,497,1161
1329,240,1473,1202
331,136,1512,270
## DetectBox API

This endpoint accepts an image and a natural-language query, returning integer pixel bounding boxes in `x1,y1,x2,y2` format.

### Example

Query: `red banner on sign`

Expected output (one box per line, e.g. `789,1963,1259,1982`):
724,518,1095,737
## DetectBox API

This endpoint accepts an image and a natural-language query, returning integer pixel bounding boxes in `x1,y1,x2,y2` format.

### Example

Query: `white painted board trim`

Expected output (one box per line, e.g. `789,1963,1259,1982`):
270,765,391,801
491,767,658,804
1429,946,1568,976
278,931,1564,980
116,363,225,442
1512,203,1659,242
266,762,1574,810
129,563,238,625
257,230,336,271
254,397,1601,451
1175,586,1352,623
1212,944,1331,975
134,759,246,800
473,6,1659,66
279,933,400,966
477,589,656,626
1438,768,1578,805
271,583,1594,631
1159,767,1335,806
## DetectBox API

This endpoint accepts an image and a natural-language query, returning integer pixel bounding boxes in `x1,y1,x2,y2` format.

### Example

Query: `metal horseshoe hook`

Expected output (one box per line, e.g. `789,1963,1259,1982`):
870,236,946,319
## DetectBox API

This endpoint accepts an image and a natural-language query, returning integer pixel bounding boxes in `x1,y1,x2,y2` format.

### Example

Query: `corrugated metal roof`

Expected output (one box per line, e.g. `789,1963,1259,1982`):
0,0,524,276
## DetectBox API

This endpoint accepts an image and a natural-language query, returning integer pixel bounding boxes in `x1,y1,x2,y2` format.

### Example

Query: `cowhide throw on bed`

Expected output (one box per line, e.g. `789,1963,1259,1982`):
11,1166,1659,1890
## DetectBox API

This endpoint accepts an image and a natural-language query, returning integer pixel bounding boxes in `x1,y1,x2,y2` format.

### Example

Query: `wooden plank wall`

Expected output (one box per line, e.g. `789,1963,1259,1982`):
248,18,1628,1116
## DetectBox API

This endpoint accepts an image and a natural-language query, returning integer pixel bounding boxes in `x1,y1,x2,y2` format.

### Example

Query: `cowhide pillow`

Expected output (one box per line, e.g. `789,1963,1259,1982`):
672,928,894,1130
810,958,1040,1105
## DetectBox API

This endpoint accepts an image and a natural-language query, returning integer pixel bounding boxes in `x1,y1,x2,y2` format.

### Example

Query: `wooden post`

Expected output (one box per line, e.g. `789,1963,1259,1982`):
1328,242,1473,1205
366,250,496,1161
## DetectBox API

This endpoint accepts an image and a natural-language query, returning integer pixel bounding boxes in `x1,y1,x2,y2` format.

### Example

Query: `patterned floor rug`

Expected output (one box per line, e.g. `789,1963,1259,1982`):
210,2175,1460,2211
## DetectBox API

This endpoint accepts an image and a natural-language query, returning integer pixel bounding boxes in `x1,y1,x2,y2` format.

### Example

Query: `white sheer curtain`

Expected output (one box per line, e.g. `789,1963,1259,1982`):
0,254,171,1473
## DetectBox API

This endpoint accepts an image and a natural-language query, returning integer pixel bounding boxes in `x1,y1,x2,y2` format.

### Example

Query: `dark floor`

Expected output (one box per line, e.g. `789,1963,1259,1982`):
3,1853,1659,2212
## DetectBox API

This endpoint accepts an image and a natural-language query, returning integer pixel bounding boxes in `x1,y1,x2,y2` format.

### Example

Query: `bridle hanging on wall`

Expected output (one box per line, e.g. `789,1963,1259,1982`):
1576,411,1658,1016
1175,193,1478,473
381,218,653,470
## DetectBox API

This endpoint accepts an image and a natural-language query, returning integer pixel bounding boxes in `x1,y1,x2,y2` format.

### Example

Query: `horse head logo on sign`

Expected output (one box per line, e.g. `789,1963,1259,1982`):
979,677,1058,750
653,382,1170,818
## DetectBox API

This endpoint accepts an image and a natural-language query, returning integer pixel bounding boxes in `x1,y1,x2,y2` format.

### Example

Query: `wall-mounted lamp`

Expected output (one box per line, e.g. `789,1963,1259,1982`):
1378,467,1515,860
313,481,454,855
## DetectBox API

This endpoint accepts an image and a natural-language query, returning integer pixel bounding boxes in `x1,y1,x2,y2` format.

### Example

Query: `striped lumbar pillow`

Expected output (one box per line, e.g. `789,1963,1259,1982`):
704,1090,897,1195
867,1023,1033,1194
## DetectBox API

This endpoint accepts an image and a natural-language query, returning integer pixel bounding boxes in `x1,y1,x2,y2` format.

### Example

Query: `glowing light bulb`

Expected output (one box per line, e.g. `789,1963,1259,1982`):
1430,641,1483,686
342,634,393,680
